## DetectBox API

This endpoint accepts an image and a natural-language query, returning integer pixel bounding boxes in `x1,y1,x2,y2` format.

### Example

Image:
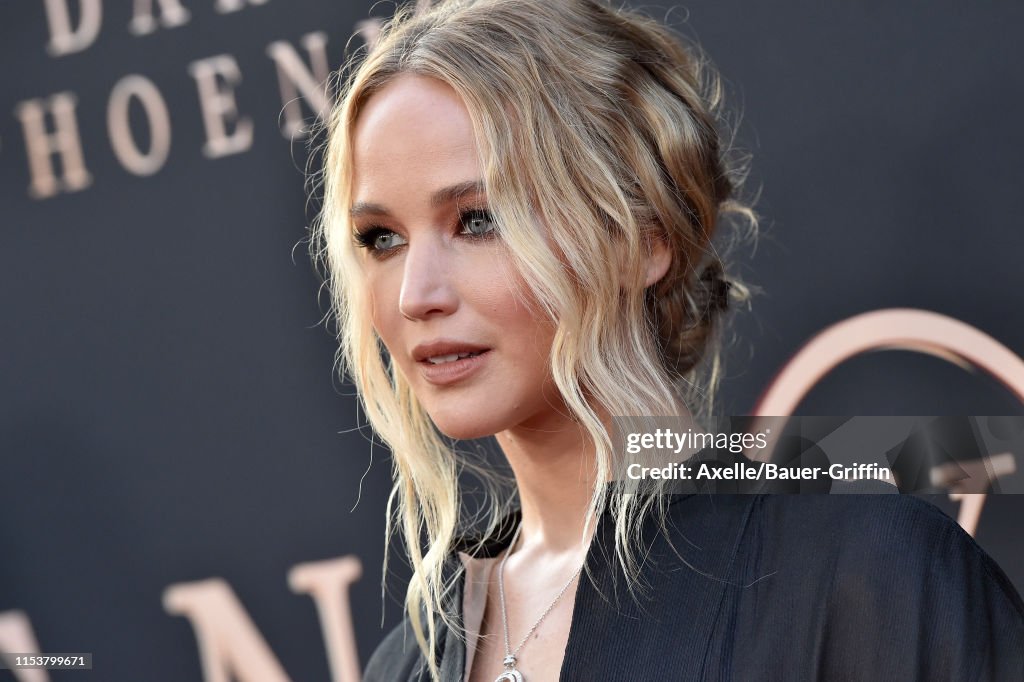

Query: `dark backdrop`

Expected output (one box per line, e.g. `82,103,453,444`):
1,1,1021,680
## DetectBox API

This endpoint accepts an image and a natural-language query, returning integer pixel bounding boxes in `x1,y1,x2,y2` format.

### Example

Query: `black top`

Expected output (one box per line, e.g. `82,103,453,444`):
363,492,1024,681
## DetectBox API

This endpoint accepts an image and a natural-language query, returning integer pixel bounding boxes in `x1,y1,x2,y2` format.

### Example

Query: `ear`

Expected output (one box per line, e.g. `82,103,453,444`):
643,234,672,288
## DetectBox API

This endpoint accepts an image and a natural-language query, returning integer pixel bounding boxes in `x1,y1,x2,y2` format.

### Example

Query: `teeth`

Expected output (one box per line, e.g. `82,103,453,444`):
427,351,481,365
428,353,461,365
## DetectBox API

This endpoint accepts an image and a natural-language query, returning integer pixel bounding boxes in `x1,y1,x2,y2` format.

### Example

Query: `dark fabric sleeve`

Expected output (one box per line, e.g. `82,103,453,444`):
363,561,467,682
362,617,426,682
819,495,1024,681
731,495,1024,681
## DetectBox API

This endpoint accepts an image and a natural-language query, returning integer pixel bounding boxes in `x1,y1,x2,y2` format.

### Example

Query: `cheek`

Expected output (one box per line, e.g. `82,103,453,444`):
469,258,534,325
475,267,555,366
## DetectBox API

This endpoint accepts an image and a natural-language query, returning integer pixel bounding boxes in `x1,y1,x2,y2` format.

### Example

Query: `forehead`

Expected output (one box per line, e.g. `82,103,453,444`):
351,74,481,195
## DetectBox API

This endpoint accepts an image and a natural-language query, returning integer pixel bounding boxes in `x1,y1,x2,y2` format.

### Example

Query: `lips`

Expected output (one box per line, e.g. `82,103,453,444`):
411,339,492,387
412,339,491,364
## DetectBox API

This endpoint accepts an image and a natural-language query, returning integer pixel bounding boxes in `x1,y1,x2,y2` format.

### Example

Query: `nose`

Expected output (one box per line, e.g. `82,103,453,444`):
398,235,459,321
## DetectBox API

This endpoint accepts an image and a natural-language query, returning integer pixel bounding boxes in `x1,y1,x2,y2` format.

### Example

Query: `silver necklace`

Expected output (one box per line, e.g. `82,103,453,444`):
493,521,585,682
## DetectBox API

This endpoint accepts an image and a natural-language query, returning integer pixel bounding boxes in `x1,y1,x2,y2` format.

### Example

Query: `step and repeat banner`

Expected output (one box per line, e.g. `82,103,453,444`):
1,1,1022,680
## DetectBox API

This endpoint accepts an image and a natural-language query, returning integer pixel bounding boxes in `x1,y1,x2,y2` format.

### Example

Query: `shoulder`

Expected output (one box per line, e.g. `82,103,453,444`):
755,488,952,538
752,492,1020,598
748,493,1024,679
362,617,425,682
755,492,1007,569
660,492,1017,589
657,492,976,582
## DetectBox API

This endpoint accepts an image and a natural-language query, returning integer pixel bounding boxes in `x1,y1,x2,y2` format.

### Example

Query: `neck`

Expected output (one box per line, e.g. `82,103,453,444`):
494,406,611,555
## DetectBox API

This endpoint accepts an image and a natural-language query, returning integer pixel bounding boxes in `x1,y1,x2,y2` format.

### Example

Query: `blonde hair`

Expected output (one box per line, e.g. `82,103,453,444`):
311,1,756,678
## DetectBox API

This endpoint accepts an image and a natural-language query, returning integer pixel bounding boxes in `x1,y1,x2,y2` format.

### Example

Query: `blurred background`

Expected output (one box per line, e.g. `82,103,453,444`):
1,1,1022,679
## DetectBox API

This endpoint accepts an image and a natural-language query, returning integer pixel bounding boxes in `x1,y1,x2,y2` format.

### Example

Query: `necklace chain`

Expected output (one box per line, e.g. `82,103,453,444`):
495,521,586,674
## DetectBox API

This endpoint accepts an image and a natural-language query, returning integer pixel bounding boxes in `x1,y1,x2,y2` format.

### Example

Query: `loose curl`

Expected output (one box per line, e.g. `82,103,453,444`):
310,1,757,679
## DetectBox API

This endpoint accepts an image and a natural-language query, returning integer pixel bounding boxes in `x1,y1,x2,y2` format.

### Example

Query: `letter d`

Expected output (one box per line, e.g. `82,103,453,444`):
44,0,102,57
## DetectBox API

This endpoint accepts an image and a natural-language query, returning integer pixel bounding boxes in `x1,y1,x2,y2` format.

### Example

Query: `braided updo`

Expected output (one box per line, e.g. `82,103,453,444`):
590,0,754,393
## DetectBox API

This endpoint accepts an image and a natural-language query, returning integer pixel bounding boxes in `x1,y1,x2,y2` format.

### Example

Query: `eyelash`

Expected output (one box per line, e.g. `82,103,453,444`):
353,208,497,257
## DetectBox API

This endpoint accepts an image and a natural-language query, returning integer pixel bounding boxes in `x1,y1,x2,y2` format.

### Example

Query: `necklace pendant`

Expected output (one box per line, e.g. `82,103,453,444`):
494,655,524,682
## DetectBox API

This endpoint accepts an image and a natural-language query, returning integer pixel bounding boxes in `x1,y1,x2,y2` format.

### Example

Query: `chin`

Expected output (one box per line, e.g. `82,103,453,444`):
424,406,506,441
430,417,501,441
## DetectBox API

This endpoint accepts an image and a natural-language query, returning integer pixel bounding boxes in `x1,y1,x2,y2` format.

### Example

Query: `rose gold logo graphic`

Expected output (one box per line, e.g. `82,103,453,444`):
751,308,1023,535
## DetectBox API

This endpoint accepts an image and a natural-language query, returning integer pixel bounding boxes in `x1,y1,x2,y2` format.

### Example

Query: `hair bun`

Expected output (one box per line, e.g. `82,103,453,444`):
696,261,732,316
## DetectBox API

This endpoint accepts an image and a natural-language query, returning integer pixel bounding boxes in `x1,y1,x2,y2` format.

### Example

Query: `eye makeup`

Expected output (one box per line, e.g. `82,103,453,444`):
352,207,497,258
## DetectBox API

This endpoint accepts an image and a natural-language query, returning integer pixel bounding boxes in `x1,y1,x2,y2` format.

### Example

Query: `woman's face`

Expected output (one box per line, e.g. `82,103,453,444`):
350,74,565,440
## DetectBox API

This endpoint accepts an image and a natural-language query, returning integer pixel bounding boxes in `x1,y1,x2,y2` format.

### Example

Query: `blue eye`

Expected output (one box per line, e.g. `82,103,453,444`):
353,209,496,258
353,227,407,253
460,209,496,237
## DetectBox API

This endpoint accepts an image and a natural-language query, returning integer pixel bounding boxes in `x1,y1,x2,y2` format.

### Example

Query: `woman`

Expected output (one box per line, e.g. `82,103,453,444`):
312,0,1024,680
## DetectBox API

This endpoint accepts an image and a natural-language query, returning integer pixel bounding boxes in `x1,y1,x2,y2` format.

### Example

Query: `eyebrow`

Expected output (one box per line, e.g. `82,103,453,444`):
349,180,487,218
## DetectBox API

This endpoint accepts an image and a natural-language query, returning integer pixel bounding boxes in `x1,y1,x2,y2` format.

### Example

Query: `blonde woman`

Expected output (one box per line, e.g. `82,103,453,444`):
312,1,1024,680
